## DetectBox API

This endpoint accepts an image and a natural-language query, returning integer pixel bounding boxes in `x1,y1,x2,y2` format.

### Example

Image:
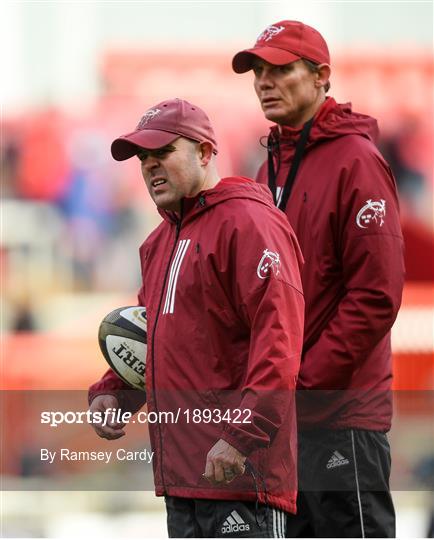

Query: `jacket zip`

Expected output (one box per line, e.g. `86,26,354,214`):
150,212,182,492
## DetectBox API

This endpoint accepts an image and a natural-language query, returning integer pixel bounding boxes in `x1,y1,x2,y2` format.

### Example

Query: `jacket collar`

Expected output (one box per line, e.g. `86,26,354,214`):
157,177,275,225
269,97,378,150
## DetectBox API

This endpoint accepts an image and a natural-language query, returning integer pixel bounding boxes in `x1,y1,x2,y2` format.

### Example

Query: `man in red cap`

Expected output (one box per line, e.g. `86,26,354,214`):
89,98,305,537
233,21,405,538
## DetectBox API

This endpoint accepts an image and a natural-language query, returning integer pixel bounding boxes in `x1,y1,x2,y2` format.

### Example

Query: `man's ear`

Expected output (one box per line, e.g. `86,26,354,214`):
198,142,214,166
316,63,331,89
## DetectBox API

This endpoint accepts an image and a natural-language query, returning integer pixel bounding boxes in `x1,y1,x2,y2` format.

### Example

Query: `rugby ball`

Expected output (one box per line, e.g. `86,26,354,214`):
98,306,147,391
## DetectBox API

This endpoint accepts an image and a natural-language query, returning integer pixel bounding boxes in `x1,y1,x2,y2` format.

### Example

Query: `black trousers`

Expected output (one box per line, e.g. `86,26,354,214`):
165,496,288,538
286,429,396,538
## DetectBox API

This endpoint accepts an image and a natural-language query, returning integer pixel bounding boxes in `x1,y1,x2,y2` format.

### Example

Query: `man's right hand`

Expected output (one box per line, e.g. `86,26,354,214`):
89,394,126,440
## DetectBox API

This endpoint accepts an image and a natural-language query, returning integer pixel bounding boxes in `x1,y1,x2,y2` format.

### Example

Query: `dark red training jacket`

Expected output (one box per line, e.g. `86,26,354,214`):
256,98,405,431
90,177,305,514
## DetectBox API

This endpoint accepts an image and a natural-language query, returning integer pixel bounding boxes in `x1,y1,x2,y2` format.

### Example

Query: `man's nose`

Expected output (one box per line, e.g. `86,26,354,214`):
142,156,160,172
256,70,274,90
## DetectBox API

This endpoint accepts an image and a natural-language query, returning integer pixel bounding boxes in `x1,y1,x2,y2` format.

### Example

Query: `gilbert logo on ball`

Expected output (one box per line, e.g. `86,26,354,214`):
98,306,147,392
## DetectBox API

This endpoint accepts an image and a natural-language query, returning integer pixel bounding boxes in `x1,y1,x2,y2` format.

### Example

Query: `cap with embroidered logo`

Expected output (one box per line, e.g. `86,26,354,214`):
111,98,218,161
232,20,330,74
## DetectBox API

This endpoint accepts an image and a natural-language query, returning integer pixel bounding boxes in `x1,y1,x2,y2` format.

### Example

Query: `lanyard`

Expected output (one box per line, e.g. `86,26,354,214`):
267,117,314,212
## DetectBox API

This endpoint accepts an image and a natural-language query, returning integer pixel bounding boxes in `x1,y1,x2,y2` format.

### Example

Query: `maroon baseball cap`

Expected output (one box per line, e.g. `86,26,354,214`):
232,20,330,73
111,98,218,161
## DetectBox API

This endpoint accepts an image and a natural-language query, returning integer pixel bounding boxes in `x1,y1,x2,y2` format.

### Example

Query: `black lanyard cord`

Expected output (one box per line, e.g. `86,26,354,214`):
267,117,314,212
267,132,278,206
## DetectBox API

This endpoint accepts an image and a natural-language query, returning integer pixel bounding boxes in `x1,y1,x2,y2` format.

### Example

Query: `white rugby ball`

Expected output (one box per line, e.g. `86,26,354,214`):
98,306,147,391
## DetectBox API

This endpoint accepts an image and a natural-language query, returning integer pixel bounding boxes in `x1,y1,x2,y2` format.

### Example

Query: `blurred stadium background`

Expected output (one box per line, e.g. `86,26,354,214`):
1,1,433,538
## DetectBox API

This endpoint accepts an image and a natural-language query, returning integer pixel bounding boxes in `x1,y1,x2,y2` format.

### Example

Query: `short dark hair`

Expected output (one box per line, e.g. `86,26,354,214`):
302,59,330,93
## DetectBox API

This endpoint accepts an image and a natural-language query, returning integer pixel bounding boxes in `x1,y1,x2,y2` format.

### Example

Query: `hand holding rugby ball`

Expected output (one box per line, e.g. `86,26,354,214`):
98,306,147,391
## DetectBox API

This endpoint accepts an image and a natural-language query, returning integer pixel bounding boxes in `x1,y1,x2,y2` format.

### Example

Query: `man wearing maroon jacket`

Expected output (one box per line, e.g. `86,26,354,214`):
89,99,305,537
233,21,405,538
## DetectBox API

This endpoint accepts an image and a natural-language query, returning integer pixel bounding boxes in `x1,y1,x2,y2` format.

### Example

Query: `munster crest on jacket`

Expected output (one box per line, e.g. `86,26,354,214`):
257,249,281,279
356,199,386,229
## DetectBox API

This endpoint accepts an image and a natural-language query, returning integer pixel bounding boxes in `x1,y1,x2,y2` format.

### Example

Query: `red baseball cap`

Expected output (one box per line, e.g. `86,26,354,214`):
232,20,330,73
111,98,218,161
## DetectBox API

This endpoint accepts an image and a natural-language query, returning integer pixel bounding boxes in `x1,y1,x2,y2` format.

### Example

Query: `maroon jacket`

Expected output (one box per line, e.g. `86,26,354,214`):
256,98,405,431
89,177,304,513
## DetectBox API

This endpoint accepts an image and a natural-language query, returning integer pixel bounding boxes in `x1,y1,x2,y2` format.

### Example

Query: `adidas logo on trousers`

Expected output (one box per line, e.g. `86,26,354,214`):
221,510,250,534
327,450,350,469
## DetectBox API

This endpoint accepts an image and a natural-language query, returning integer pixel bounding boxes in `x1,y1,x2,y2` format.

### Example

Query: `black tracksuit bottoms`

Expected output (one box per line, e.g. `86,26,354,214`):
165,497,289,538
285,428,396,538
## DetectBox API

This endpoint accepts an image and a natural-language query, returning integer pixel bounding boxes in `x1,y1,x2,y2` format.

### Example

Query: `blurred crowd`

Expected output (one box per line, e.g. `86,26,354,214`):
2,105,156,331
